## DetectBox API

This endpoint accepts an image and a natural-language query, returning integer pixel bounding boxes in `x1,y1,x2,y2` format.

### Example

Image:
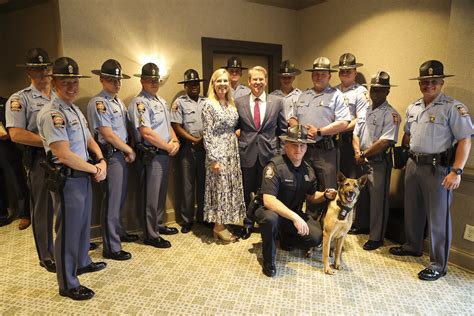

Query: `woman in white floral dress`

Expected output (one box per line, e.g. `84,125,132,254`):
201,69,246,242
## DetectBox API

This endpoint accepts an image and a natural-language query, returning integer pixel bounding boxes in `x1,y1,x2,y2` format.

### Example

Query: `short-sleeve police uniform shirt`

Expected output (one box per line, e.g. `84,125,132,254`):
261,155,318,217
6,84,55,133
295,86,351,142
128,90,172,145
37,96,92,163
232,83,251,100
87,90,128,144
170,94,206,137
270,88,302,121
404,93,473,154
335,82,369,120
354,101,401,151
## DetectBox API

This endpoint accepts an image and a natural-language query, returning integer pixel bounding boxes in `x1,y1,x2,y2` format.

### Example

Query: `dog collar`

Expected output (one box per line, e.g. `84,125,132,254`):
337,200,353,220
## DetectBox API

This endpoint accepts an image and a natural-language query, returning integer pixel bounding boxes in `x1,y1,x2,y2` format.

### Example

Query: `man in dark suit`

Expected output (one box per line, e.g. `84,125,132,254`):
235,66,287,238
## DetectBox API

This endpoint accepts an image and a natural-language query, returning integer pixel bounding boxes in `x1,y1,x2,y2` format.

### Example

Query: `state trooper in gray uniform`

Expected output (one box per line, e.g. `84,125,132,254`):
333,53,371,235
390,60,473,281
353,71,400,251
88,59,137,261
270,60,302,122
37,57,107,300
289,57,351,214
6,48,55,270
170,69,206,233
128,63,180,248
223,56,251,100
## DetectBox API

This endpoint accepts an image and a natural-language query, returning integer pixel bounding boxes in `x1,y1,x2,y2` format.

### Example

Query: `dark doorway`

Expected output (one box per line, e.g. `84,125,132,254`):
201,37,282,94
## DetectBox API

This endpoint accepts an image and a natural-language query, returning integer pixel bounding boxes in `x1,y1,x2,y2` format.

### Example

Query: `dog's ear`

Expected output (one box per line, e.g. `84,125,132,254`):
337,171,346,184
358,174,369,188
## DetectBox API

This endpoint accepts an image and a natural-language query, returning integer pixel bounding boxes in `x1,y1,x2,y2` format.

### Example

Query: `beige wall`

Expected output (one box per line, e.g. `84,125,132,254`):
0,1,60,97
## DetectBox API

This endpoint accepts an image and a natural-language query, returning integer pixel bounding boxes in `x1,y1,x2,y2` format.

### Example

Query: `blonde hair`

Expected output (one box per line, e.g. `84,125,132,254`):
207,68,235,109
248,66,268,80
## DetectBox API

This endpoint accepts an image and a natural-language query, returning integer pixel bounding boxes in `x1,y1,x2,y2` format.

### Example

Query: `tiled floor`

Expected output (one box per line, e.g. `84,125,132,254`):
0,219,473,315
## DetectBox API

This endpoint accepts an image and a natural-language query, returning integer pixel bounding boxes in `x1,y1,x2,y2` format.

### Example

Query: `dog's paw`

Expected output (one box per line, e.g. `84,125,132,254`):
334,264,343,270
324,267,334,275
305,248,314,258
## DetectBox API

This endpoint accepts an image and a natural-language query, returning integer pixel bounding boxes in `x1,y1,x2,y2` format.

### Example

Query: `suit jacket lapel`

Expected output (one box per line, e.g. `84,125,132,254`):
261,99,272,127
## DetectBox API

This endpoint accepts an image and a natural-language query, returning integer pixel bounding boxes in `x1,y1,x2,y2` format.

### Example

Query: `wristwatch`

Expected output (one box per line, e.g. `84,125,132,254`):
452,168,463,175
359,151,365,158
317,128,322,137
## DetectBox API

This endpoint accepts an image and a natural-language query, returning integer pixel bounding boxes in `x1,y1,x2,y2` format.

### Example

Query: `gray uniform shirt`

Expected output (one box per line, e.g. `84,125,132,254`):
232,83,251,100
6,84,55,133
404,93,473,154
170,94,207,137
335,82,369,121
87,90,128,145
128,90,172,145
270,88,302,121
295,86,351,142
354,101,401,151
37,96,92,163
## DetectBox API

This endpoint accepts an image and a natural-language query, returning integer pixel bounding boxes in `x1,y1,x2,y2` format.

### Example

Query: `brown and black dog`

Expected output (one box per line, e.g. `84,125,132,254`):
307,171,368,274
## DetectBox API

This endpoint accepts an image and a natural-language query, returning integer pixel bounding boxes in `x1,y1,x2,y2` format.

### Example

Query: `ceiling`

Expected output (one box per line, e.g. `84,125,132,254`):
245,0,326,10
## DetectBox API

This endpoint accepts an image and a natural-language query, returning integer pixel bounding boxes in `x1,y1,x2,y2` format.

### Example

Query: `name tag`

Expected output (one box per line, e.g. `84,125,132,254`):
304,175,310,181
284,179,294,183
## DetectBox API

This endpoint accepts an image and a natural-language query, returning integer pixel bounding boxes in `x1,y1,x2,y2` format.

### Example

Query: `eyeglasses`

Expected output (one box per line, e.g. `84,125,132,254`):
420,79,442,86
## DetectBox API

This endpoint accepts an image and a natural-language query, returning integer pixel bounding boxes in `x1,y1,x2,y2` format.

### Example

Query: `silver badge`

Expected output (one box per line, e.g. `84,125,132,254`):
233,60,237,66
116,68,120,75
428,68,433,76
68,64,73,74
190,72,195,79
285,67,289,73
38,55,43,63
304,175,310,181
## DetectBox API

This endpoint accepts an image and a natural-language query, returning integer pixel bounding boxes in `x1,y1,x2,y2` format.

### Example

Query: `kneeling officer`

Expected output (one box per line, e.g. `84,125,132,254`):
253,125,336,277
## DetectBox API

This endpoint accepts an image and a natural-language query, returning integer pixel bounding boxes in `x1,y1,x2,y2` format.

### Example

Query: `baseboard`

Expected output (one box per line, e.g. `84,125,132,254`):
423,240,473,273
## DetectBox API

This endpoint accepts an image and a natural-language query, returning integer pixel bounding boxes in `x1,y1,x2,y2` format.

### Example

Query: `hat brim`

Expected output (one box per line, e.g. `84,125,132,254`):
16,63,52,68
305,68,338,73
133,74,160,78
277,69,301,76
91,70,131,79
409,74,455,80
221,66,248,70
50,74,91,78
363,83,397,88
279,135,316,144
332,63,364,69
177,79,206,84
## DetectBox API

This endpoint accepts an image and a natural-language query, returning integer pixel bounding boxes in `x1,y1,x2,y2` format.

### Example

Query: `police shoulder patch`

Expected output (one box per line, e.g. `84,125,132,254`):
264,165,275,179
10,99,23,112
171,100,179,112
391,112,399,124
96,100,106,114
455,104,469,117
137,102,146,114
51,112,65,128
363,91,370,101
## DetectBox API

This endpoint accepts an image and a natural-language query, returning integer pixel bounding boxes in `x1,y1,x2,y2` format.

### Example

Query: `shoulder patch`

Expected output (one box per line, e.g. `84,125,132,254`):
264,164,275,179
96,101,106,114
10,99,22,112
51,112,65,128
363,91,370,102
391,112,399,124
455,104,469,117
171,101,179,112
137,102,146,114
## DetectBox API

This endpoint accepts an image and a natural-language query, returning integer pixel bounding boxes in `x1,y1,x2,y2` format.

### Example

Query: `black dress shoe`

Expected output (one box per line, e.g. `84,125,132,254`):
262,262,276,277
77,262,107,276
418,268,446,281
143,237,171,248
0,217,12,227
103,250,132,261
39,259,56,273
89,242,98,251
59,285,95,300
181,223,193,234
158,226,179,235
389,246,422,257
363,240,383,251
120,233,139,242
241,227,252,240
348,227,369,235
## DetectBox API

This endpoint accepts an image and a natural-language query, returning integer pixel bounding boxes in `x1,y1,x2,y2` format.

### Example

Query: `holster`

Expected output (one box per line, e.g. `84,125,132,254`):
137,143,160,165
246,189,263,221
99,143,115,160
312,136,336,151
40,157,66,193
392,145,409,169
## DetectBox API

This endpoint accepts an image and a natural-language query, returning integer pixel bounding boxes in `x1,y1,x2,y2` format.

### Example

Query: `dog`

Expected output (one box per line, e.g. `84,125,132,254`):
311,171,368,275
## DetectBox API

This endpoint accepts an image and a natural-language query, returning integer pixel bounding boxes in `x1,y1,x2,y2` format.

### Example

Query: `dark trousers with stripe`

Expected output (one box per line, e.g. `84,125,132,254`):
53,176,92,291
27,153,54,262
101,152,128,253
403,159,452,273
143,153,169,240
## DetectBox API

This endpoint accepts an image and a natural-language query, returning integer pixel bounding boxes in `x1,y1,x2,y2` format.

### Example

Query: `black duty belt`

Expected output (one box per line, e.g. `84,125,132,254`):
308,136,335,151
408,151,445,166
63,167,90,178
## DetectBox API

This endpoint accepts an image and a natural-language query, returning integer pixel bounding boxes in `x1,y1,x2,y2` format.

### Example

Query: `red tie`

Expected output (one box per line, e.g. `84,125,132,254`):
254,98,261,129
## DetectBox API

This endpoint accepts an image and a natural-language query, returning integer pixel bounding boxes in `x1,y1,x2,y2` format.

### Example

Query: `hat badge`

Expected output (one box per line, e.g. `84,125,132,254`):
428,67,433,75
68,64,73,74
190,72,195,79
285,67,289,73
152,68,156,75
298,131,301,139
233,60,237,66
38,55,43,63
115,68,120,75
